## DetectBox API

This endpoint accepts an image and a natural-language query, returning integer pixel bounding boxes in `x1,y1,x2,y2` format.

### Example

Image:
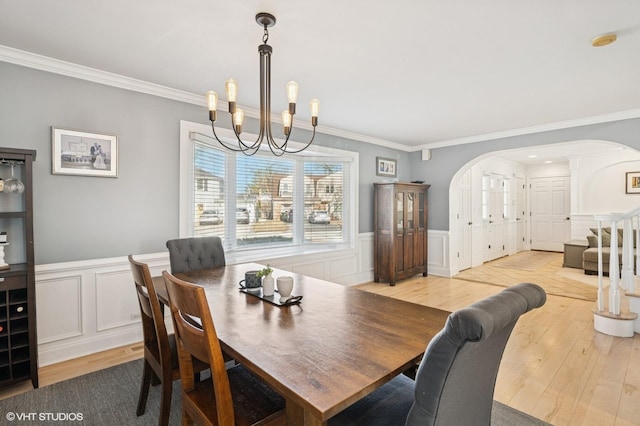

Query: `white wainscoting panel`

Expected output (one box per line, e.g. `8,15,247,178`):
36,275,82,344
34,232,449,366
358,233,375,273
291,261,326,280
572,214,597,240
95,269,140,332
35,252,170,366
428,230,450,277
329,255,359,280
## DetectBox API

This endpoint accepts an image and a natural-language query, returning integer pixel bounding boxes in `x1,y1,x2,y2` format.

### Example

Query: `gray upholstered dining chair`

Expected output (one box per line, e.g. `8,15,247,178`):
329,282,547,426
166,236,225,274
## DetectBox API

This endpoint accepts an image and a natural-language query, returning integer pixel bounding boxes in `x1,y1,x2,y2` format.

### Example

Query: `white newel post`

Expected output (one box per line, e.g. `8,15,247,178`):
596,219,605,312
609,218,620,316
622,216,634,293
593,208,640,337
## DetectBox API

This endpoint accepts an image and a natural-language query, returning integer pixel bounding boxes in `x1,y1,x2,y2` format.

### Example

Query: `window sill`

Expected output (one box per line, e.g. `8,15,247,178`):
225,242,355,266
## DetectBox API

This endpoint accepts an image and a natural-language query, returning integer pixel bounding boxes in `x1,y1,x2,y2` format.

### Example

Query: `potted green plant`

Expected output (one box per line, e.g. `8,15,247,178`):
257,265,274,296
256,265,273,278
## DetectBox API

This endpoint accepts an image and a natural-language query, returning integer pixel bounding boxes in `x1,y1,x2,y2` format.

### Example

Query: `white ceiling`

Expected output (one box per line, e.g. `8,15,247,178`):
1,0,639,152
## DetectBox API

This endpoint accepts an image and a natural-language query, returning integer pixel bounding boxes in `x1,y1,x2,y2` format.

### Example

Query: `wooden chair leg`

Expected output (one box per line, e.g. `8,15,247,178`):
136,360,153,416
151,370,161,386
181,408,193,426
158,379,173,426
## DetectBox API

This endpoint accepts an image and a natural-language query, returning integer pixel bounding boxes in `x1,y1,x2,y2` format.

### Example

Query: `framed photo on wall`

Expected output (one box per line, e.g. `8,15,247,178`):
625,171,640,194
376,157,397,177
52,127,118,177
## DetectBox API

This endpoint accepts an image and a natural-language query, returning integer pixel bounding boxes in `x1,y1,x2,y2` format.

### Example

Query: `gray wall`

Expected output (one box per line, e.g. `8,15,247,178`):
410,118,640,231
0,61,410,264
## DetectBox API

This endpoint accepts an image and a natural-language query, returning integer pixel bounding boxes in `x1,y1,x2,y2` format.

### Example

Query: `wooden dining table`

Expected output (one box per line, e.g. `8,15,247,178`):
153,263,450,425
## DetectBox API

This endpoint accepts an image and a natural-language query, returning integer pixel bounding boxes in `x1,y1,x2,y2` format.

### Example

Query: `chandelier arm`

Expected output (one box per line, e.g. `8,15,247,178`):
230,120,264,151
279,127,317,154
266,124,293,151
210,121,262,153
267,141,287,157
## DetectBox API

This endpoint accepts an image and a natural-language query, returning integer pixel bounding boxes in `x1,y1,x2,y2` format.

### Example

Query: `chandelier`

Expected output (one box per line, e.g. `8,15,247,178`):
205,13,319,156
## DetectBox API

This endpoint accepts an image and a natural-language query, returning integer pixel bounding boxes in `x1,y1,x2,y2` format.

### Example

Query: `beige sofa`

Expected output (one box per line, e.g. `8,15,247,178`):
582,227,636,275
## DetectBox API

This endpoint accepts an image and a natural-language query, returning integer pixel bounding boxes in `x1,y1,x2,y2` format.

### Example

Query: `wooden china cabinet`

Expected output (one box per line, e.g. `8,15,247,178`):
374,182,429,286
0,147,38,389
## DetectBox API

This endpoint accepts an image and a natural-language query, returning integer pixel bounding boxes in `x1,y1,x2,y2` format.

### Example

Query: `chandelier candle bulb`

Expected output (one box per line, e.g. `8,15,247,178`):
287,81,299,114
282,110,292,135
310,99,320,126
225,79,238,102
233,109,244,134
286,81,299,103
205,91,218,121
226,78,238,114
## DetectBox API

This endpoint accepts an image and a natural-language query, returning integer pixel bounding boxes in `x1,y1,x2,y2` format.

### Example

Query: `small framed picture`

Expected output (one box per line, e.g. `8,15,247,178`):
376,157,397,177
625,171,640,194
52,127,118,177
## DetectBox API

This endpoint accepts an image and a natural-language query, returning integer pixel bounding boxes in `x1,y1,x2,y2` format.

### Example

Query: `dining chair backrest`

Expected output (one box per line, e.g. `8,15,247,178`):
166,237,226,274
405,282,547,426
162,270,235,425
129,254,177,425
129,254,170,373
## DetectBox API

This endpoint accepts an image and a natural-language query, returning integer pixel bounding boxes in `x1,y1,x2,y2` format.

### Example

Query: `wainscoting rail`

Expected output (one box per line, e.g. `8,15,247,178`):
34,231,450,366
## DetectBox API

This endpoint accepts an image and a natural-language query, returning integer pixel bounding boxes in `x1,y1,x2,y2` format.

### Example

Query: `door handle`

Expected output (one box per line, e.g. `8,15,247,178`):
489,220,494,224
468,222,473,226
565,217,570,220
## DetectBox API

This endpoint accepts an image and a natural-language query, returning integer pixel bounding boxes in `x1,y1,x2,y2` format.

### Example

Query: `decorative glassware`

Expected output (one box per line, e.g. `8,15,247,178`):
4,164,24,194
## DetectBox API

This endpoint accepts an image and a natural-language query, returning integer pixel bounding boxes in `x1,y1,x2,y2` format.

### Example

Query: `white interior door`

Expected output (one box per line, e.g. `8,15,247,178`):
457,169,472,271
530,176,570,251
516,177,526,252
483,175,506,262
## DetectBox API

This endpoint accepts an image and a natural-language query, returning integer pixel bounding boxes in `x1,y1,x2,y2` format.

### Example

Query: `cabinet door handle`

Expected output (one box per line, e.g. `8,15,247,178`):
16,306,24,313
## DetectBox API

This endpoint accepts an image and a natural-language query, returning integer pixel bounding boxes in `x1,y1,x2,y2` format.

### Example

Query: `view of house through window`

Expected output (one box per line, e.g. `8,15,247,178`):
190,132,349,251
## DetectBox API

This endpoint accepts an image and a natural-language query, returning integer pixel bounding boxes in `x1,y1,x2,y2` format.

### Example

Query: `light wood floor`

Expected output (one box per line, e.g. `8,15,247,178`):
358,274,640,426
1,260,639,426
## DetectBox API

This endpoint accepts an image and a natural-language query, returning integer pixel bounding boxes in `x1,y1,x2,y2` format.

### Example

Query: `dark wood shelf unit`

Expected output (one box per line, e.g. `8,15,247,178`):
0,147,37,389
373,182,429,286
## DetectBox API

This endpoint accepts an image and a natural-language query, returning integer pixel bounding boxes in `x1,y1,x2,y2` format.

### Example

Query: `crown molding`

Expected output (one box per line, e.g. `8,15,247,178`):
413,108,640,151
4,44,633,154
0,45,202,105
0,45,410,152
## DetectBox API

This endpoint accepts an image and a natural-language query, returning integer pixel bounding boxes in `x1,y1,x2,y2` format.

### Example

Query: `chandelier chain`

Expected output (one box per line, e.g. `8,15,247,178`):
262,27,269,44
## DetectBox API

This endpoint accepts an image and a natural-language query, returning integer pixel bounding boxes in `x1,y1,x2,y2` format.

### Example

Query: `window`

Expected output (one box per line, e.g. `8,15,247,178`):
180,122,357,256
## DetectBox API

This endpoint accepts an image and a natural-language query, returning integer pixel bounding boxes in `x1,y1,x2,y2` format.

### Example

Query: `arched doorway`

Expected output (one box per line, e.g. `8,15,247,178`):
447,140,637,276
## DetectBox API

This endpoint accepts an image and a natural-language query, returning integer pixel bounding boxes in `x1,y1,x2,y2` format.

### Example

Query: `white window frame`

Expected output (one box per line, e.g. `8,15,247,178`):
179,120,359,263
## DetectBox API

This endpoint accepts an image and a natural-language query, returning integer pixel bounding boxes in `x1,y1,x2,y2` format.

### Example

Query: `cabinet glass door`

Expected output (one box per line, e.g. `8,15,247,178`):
419,191,425,228
407,193,414,229
396,192,404,230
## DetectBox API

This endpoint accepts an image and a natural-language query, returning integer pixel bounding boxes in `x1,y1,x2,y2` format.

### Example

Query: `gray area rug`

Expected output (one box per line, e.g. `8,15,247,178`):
0,359,551,425
0,359,182,425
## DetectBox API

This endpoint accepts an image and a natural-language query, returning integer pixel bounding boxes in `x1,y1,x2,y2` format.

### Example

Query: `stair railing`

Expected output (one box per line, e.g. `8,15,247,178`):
593,207,640,315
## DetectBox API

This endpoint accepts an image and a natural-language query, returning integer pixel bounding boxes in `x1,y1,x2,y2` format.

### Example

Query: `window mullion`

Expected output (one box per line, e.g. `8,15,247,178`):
226,151,237,250
294,160,304,244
